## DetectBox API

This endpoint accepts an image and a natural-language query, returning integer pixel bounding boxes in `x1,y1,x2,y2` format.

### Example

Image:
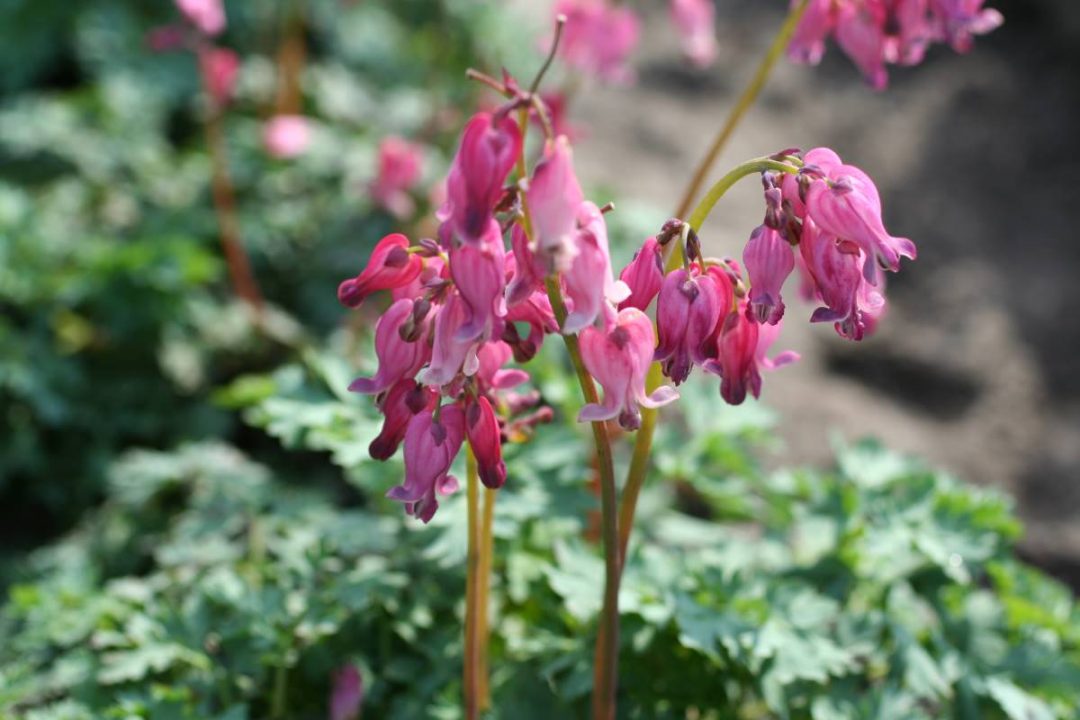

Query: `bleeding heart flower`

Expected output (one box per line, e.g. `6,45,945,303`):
369,379,438,461
743,224,794,326
561,202,630,334
528,136,585,273
338,234,424,308
579,307,678,430
198,47,239,109
348,298,430,395
449,223,507,343
388,405,466,523
371,136,423,219
618,237,665,312
553,0,641,83
440,112,522,246
655,264,727,385
466,396,507,489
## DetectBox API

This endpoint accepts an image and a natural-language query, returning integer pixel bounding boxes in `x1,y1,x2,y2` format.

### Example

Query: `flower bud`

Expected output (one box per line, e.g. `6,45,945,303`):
338,234,423,308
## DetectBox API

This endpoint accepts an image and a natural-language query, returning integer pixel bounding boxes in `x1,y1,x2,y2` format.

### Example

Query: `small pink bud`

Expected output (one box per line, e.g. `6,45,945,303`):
263,115,311,159
466,396,507,489
388,405,465,523
338,234,424,308
579,308,678,430
348,299,431,395
618,237,664,312
743,225,794,326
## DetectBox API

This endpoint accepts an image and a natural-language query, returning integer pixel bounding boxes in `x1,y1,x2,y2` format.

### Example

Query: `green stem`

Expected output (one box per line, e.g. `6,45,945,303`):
464,446,481,720
271,663,287,719
478,486,496,710
543,277,620,720
616,158,799,564
673,0,811,220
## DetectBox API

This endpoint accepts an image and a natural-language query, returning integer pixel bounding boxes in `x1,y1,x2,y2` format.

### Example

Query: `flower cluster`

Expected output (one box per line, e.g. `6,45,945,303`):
340,87,914,523
788,0,1003,89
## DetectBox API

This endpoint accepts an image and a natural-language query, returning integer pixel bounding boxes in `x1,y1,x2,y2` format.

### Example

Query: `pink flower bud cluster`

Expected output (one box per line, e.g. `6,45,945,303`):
788,0,1003,89
552,0,641,84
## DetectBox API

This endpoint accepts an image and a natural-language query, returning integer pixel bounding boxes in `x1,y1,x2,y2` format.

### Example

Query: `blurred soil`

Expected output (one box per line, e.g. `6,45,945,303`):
563,0,1080,584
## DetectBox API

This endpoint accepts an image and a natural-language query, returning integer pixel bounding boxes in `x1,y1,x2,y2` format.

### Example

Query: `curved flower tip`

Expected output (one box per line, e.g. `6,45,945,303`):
418,291,480,388
348,299,430,395
338,234,424,308
329,664,363,720
670,0,719,68
264,115,312,159
618,236,664,312
175,0,225,36
579,307,678,431
388,405,466,523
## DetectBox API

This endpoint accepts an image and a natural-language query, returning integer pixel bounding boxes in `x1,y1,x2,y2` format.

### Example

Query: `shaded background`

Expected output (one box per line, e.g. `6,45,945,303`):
561,0,1080,585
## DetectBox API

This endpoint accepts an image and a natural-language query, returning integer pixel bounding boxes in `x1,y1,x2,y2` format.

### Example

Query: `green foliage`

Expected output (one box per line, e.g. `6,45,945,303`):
2,356,1077,718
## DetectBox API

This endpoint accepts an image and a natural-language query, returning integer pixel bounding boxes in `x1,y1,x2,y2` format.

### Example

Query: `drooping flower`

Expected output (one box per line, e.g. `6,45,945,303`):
449,223,506,342
787,0,1002,89
579,307,678,430
371,136,424,219
466,396,507,489
503,291,558,363
655,264,727,385
388,405,466,523
527,136,585,273
743,224,794,325
338,234,424,308
263,115,311,159
348,298,430,395
198,47,239,109
800,220,887,341
669,0,719,68
175,0,225,36
618,236,664,312
553,0,641,84
440,112,522,246
475,341,529,395
802,147,916,284
705,306,797,405
369,379,437,461
562,202,630,334
419,291,480,388
329,664,364,720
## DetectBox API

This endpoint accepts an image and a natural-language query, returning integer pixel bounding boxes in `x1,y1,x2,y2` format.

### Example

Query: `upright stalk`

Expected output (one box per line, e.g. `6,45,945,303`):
477,487,497,709
544,277,620,720
464,447,481,720
672,0,811,220
203,110,264,310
